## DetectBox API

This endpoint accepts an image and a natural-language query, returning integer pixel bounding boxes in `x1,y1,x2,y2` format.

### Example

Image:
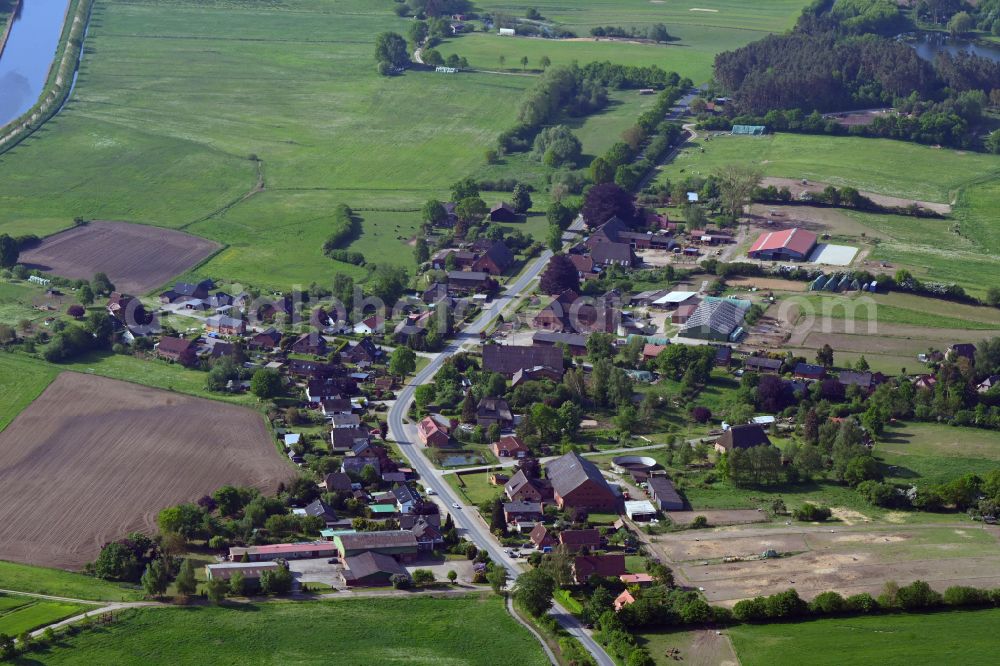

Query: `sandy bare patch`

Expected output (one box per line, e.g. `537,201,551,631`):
831,508,870,525
760,177,952,215
0,373,293,569
19,221,221,295
690,7,719,11
727,277,808,292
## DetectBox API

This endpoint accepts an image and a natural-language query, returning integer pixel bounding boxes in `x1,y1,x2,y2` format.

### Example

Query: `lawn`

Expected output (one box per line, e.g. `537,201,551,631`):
32,595,550,665
729,608,1000,666
0,597,86,636
446,471,506,506
0,561,142,602
0,354,57,432
878,422,1000,462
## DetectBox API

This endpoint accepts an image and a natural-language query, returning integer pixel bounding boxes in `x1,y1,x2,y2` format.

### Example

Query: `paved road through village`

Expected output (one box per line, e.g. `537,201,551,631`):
387,230,616,666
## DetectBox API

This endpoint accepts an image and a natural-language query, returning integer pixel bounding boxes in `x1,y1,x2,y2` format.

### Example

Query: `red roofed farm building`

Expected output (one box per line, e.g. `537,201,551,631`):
748,228,817,261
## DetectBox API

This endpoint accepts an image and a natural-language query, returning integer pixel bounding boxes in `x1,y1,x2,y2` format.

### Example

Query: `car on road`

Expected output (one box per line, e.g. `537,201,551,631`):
452,503,461,509
425,488,436,495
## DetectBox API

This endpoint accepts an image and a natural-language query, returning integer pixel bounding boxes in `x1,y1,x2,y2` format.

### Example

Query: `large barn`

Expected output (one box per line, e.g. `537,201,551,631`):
748,228,818,261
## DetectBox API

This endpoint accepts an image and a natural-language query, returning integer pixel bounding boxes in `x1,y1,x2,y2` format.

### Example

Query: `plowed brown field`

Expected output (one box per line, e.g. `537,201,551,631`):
19,221,220,295
0,373,293,569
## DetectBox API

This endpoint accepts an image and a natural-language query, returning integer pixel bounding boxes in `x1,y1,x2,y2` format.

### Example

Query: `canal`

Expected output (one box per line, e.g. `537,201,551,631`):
0,0,72,128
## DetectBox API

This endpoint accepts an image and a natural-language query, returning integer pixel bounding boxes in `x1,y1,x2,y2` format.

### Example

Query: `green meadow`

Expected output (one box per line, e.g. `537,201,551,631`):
729,608,1000,666
30,595,549,665
0,354,57,432
466,0,809,82
0,596,85,636
0,561,142,602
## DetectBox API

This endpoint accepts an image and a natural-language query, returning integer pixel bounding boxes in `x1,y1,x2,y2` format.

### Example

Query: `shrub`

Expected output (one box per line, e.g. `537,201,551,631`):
809,590,846,615
690,515,709,529
793,503,832,522
943,585,989,607
690,406,712,423
896,580,942,610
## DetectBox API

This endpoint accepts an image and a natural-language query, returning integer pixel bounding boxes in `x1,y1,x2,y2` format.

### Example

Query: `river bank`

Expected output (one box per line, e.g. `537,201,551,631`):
0,0,91,152
0,0,22,61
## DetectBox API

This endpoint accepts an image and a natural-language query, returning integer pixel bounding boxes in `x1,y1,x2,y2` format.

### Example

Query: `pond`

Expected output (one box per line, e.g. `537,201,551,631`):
908,32,1000,64
441,454,486,467
0,0,73,128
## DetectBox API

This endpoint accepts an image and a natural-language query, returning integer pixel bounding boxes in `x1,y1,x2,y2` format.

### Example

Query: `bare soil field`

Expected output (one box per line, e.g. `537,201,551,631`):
19,222,221,295
0,373,293,569
747,204,883,240
760,177,952,214
653,524,1000,605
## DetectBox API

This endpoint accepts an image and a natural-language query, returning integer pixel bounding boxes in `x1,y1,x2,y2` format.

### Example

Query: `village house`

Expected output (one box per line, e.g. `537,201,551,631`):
353,315,383,335
392,485,421,514
532,290,617,334
345,337,382,364
446,270,492,295
947,343,977,364
511,365,564,387
671,303,699,325
838,370,884,393
330,413,361,429
744,356,783,374
503,501,544,523
323,472,353,492
417,414,453,447
591,242,636,268
614,590,637,611
155,336,197,366
489,201,517,222
573,554,626,584
492,434,529,459
320,398,353,418
340,551,409,587
482,344,564,379
532,331,588,356
529,524,557,549
205,314,246,336
476,396,513,429
333,530,419,562
303,499,338,526
342,455,380,477
330,427,371,453
568,254,595,278
505,470,554,503
546,452,619,512
715,423,772,454
558,528,601,551
410,518,444,551
432,248,476,271
793,362,827,380
160,279,213,304
249,327,282,351
290,332,327,356
471,240,515,275
977,375,1000,393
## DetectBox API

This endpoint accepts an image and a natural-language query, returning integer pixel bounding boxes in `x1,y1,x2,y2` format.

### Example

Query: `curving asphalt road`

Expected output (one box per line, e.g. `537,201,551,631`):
387,241,615,666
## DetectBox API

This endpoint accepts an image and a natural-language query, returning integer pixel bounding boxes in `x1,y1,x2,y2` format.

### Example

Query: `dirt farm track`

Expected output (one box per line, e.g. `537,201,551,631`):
19,221,221,295
0,373,293,569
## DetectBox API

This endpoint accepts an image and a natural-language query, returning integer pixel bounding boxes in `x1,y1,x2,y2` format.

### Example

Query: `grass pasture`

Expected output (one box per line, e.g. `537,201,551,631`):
0,354,57,432
0,372,292,569
30,595,550,665
0,561,141,602
465,0,810,82
0,596,85,636
729,608,1000,666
